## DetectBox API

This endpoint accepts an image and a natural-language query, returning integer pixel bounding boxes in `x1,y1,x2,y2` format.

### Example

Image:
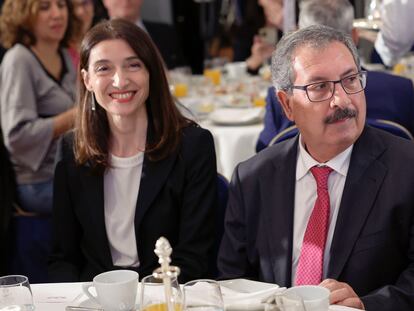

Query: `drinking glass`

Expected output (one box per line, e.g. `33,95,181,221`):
0,275,35,311
183,279,224,311
140,275,182,311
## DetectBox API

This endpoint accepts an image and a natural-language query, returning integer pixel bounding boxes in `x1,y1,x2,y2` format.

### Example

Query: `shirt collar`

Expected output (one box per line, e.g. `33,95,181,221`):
296,134,353,181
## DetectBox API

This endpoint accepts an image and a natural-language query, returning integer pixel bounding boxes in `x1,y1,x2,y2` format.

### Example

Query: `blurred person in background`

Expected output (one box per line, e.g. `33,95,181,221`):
374,0,414,67
245,0,283,74
230,0,266,62
49,19,217,282
68,0,95,67
0,0,78,282
102,0,185,70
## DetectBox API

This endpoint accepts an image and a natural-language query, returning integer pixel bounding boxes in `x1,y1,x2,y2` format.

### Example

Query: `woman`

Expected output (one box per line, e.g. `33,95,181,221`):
0,0,78,282
49,19,217,282
68,0,95,67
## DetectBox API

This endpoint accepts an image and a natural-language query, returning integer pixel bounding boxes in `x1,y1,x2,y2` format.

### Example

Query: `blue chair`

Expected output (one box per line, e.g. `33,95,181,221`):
209,174,229,278
268,119,412,148
367,119,413,140
8,215,52,283
268,125,299,146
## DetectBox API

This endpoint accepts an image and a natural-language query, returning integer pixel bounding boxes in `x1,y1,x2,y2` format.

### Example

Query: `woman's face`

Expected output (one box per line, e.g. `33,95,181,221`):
72,0,94,35
82,39,150,120
32,0,68,44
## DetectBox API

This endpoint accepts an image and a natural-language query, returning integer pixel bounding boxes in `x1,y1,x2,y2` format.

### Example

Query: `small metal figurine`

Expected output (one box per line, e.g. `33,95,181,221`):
153,237,181,311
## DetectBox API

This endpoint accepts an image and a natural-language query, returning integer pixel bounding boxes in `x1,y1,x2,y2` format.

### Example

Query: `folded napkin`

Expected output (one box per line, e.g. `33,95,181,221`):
219,281,285,311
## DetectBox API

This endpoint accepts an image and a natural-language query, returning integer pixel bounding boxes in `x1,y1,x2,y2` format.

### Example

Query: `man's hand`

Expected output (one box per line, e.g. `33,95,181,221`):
319,279,365,310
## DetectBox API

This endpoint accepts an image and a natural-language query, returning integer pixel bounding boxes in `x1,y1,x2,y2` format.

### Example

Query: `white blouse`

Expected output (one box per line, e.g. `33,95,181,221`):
104,152,144,267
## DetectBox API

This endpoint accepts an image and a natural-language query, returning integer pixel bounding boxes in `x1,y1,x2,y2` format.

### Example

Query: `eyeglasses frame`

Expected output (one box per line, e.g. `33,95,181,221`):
290,71,368,102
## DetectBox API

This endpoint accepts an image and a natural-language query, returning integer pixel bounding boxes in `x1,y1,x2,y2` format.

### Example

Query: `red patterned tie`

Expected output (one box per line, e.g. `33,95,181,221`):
295,166,333,285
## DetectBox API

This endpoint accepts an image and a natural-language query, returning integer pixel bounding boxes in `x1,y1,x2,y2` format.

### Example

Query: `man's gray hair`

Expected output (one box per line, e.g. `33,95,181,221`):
271,24,361,92
299,0,354,34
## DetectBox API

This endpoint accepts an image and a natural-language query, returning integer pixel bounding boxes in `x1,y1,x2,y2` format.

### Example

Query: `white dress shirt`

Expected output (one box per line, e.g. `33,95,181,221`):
104,152,144,268
291,137,353,284
374,0,414,66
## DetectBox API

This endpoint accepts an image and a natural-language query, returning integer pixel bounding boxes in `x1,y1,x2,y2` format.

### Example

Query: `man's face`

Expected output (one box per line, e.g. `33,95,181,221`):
103,0,143,22
278,41,366,162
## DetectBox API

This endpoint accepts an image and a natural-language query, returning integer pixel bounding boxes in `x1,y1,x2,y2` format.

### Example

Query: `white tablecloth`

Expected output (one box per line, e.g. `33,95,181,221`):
200,120,263,180
32,282,84,311
30,282,362,311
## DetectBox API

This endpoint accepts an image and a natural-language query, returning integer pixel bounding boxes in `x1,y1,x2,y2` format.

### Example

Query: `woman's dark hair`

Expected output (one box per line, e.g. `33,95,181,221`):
74,19,193,171
0,0,80,48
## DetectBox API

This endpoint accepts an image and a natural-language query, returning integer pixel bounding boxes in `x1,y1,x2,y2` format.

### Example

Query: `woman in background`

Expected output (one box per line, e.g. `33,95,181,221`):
49,19,217,282
68,0,95,67
0,0,78,282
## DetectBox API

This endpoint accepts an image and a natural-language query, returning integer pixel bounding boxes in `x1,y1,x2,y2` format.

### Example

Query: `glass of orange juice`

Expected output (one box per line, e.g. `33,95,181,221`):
173,83,189,98
183,279,224,311
203,69,221,86
140,275,182,311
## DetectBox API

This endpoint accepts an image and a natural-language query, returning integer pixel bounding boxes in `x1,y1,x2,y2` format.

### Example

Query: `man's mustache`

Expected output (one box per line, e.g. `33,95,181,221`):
324,108,357,124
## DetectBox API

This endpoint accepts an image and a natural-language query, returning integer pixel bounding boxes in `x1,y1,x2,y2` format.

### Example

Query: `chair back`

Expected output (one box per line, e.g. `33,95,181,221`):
268,125,298,146
367,119,413,140
268,119,413,148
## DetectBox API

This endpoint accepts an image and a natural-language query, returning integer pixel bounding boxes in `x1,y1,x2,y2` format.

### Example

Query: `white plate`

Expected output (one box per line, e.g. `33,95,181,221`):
209,107,264,125
77,296,139,310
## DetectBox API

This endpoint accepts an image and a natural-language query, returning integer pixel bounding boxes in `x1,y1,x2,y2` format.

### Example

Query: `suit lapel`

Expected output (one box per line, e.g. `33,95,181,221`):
262,136,298,286
134,151,178,230
79,165,113,267
328,127,387,278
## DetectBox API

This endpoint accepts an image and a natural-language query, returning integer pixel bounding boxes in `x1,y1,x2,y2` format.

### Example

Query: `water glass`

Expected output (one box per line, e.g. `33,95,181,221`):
140,275,182,311
0,275,34,311
183,279,224,311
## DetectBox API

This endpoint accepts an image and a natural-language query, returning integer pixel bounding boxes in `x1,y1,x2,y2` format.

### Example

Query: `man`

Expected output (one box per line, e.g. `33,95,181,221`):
102,0,185,69
218,24,414,310
256,0,414,151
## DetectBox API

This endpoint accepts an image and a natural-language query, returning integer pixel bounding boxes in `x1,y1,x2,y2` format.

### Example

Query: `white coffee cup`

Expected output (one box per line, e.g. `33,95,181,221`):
225,62,247,78
82,270,139,311
283,285,330,311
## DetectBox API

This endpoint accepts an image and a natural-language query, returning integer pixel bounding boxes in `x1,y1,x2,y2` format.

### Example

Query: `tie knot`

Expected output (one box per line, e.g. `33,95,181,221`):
310,166,333,189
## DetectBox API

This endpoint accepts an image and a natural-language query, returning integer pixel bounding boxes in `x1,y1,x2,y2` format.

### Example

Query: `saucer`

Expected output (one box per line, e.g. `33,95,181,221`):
77,297,139,310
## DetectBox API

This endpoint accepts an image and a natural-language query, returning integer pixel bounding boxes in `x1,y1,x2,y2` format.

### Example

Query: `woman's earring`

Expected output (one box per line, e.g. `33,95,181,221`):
90,91,96,111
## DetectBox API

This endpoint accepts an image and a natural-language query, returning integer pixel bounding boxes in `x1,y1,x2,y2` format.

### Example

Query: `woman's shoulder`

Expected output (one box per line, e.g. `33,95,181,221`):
2,44,34,65
180,124,215,156
181,124,214,143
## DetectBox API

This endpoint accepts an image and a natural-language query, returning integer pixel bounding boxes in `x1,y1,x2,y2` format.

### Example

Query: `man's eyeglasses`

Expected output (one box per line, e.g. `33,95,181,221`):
291,71,367,102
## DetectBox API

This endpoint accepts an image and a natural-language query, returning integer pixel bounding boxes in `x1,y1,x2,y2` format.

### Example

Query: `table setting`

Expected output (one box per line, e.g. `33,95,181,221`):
3,243,364,311
169,64,269,179
2,229,364,311
24,278,364,311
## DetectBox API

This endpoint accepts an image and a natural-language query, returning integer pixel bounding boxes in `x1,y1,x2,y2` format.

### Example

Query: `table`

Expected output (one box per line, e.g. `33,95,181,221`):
30,282,361,311
200,120,263,180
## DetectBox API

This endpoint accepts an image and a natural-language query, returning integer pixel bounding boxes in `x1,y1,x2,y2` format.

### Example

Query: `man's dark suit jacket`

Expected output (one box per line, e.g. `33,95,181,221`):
256,70,414,151
218,126,414,310
144,21,186,70
49,125,217,283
